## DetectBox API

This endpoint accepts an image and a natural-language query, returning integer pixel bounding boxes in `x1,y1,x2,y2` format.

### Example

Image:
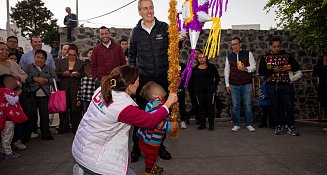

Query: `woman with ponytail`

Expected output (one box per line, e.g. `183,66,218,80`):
72,65,178,175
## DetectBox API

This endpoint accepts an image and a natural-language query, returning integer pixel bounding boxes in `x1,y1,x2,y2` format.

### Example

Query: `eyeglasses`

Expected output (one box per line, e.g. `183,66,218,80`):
231,43,239,46
68,54,77,57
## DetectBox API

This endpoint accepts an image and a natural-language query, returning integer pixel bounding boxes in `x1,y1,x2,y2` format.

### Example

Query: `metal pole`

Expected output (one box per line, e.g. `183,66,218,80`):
6,0,10,38
76,0,79,26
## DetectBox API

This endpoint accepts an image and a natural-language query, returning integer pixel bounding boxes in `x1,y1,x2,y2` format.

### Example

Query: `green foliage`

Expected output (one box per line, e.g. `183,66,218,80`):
10,0,59,45
265,0,327,50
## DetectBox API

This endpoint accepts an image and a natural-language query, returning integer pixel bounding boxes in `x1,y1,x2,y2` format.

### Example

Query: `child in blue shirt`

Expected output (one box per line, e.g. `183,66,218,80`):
258,81,274,128
137,81,177,175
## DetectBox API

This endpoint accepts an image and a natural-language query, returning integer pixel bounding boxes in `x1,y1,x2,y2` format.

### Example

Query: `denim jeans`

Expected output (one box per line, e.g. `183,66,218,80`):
266,83,295,126
231,84,253,126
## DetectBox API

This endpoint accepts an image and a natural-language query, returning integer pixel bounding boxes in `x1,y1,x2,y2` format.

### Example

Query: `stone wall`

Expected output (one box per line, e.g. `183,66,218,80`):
60,27,324,120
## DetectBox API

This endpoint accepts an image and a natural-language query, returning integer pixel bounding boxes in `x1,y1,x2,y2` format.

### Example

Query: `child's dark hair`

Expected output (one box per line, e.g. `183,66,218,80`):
101,65,139,104
83,59,91,66
83,60,91,71
119,38,128,44
0,74,14,88
139,81,165,101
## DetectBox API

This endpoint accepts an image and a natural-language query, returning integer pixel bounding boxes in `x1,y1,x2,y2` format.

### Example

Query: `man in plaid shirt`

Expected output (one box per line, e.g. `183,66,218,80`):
77,61,96,113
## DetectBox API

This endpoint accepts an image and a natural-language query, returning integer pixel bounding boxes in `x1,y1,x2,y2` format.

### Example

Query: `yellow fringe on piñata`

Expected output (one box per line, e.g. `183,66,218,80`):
204,17,222,59
168,0,179,139
183,0,194,25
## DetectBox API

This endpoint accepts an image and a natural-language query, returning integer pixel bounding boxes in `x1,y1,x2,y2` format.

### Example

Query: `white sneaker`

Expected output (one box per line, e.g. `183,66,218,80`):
13,140,27,150
180,121,187,129
246,125,256,132
231,126,240,131
30,132,38,138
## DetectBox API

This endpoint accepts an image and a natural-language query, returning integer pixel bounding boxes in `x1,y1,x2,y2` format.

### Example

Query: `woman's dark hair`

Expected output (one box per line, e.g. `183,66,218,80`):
197,54,209,65
101,65,139,104
195,48,203,54
69,44,79,53
34,49,48,60
0,74,14,88
87,48,93,53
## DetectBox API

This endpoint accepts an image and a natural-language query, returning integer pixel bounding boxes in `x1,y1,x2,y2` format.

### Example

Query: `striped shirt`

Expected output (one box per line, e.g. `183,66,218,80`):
137,97,171,147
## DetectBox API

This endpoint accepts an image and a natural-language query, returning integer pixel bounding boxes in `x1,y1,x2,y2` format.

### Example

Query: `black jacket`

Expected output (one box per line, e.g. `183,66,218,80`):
128,18,169,77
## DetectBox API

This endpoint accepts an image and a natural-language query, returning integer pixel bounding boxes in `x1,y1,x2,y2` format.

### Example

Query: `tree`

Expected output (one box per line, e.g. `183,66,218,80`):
265,0,327,50
10,0,59,45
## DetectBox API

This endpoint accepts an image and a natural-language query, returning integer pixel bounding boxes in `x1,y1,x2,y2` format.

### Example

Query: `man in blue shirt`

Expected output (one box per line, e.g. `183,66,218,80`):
19,36,56,70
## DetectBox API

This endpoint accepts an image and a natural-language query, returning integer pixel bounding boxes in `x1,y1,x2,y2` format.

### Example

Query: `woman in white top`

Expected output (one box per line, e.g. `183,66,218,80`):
72,65,177,175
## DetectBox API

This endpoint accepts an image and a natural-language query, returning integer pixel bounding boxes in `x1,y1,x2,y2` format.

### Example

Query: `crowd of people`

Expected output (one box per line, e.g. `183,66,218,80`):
0,0,326,175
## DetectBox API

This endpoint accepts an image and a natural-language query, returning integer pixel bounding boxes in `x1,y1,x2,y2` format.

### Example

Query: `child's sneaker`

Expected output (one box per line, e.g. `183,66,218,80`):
274,125,283,135
153,164,163,173
144,164,163,175
180,121,187,129
4,152,21,160
287,126,300,136
13,140,27,150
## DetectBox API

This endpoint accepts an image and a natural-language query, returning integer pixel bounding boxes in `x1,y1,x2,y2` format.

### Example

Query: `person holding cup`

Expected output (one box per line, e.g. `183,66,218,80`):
224,36,256,132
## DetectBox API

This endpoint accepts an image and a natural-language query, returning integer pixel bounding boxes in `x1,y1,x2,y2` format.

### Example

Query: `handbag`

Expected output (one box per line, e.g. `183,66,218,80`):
48,79,66,114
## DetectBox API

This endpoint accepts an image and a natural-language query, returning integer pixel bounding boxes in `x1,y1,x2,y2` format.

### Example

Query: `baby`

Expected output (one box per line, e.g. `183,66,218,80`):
136,81,177,175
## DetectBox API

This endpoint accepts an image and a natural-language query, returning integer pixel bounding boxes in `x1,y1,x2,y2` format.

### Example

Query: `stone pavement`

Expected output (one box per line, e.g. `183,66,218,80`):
0,121,326,175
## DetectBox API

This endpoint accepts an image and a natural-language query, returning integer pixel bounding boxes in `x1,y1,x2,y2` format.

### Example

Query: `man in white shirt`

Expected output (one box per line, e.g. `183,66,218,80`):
224,37,256,132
